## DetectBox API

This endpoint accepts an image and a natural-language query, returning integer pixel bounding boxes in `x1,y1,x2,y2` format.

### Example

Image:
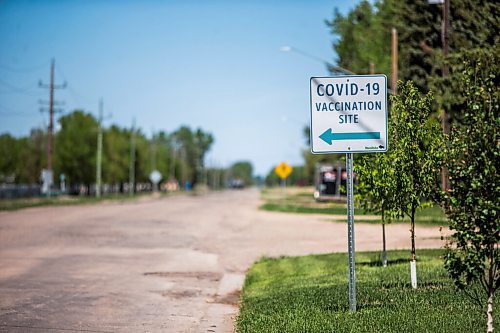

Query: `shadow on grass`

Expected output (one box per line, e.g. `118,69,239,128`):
358,258,408,267
380,281,447,290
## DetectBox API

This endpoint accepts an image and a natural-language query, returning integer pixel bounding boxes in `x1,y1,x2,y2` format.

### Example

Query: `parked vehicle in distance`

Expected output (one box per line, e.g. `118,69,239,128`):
228,178,245,189
314,163,346,201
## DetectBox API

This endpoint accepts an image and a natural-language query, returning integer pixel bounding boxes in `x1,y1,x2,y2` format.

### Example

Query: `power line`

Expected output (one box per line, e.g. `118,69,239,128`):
0,110,34,117
0,61,50,73
55,64,94,106
0,78,40,95
0,112,34,117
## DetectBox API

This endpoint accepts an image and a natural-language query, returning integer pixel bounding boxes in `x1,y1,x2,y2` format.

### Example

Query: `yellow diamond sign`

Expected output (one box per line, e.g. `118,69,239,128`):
274,162,293,180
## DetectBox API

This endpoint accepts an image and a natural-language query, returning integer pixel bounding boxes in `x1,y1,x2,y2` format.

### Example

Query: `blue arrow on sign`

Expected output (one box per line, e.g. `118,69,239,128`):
319,128,380,145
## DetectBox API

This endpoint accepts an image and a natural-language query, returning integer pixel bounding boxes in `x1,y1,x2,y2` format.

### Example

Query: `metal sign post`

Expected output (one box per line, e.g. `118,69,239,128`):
346,153,356,312
309,74,388,313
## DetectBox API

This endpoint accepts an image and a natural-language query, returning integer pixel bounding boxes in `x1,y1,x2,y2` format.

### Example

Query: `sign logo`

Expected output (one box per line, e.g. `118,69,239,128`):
310,75,388,154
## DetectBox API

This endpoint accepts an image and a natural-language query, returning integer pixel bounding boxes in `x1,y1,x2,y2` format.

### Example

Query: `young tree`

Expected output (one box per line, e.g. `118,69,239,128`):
391,81,443,288
443,49,499,333
355,148,398,267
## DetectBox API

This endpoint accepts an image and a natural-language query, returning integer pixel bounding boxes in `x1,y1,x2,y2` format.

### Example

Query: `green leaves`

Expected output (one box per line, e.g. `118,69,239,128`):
355,150,399,222
56,110,99,185
442,48,499,321
390,81,444,220
171,126,214,185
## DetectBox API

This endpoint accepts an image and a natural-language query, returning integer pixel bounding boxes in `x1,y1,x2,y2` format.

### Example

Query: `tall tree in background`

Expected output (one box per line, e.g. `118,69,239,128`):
55,111,98,191
328,0,499,120
443,48,499,333
194,128,214,185
103,125,130,186
230,161,254,186
327,0,397,75
18,129,47,184
133,130,151,183
150,131,172,181
172,126,214,185
0,111,216,193
0,134,21,182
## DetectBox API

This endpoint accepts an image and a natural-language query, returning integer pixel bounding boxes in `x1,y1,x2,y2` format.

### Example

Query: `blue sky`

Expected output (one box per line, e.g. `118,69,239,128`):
0,0,359,176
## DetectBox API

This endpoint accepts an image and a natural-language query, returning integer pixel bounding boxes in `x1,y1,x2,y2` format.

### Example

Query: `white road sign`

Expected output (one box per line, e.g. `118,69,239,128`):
149,170,162,184
310,75,388,154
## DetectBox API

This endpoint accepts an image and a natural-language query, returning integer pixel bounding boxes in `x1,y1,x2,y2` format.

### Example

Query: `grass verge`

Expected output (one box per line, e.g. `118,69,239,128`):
337,205,448,226
260,187,447,225
260,202,364,215
0,192,156,211
237,249,491,333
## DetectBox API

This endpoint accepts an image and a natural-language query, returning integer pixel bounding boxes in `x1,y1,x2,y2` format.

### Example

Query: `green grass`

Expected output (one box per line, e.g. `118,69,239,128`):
260,187,447,225
337,206,448,226
260,187,369,216
0,192,154,211
237,249,491,333
260,202,369,215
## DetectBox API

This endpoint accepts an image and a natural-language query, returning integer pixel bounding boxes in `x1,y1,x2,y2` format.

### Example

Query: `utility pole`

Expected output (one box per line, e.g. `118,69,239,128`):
180,147,186,190
391,28,398,94
129,119,136,196
169,145,176,181
39,58,66,195
96,98,104,198
441,0,450,192
369,62,375,75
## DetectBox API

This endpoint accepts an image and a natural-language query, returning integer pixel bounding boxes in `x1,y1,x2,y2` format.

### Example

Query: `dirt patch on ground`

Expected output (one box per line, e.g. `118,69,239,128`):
214,290,241,306
144,271,222,282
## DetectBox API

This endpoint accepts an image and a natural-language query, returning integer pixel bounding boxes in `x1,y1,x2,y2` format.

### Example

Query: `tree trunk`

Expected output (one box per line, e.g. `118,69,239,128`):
487,290,494,333
410,206,417,289
410,207,416,261
382,209,387,267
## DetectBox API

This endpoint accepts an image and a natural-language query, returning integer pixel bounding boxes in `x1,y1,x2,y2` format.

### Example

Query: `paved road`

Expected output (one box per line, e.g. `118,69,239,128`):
0,189,446,332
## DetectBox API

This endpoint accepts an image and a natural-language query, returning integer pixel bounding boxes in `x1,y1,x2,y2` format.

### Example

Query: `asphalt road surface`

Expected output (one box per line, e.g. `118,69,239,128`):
0,189,447,333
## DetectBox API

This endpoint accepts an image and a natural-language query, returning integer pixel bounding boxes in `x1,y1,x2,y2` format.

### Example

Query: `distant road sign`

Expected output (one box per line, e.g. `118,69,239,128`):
310,75,388,154
275,162,293,179
149,170,162,184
